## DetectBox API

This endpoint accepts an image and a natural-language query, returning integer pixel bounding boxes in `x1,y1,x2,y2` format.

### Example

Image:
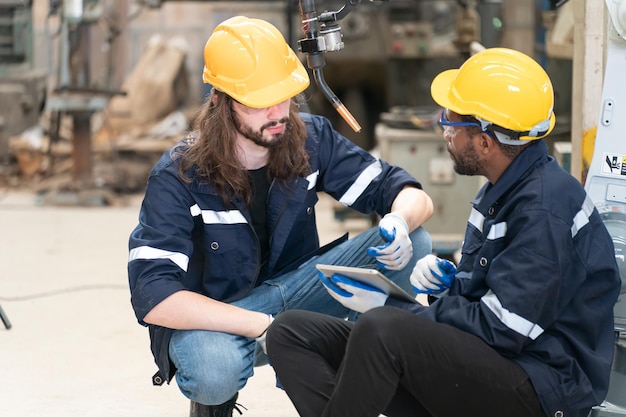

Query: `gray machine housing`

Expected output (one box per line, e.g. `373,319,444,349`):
586,1,626,415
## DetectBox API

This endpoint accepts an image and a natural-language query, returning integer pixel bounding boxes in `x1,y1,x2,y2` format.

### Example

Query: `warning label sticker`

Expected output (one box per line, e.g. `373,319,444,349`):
601,153,626,176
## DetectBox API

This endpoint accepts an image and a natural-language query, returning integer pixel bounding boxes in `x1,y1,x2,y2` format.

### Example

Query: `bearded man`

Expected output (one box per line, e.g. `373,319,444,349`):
127,15,433,417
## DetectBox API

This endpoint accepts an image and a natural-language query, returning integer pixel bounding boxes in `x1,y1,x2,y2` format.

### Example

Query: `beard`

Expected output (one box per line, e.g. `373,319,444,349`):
234,116,289,149
451,140,483,176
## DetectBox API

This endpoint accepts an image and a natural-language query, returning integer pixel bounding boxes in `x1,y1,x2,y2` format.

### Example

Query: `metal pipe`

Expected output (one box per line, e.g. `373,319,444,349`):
299,0,362,132
313,68,361,132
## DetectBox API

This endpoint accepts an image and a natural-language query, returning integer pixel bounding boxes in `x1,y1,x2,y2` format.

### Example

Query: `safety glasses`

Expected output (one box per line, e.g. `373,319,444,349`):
439,109,550,145
438,111,483,139
438,111,482,129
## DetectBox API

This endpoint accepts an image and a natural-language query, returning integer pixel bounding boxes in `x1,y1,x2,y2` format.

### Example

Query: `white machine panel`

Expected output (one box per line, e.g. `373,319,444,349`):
376,123,484,255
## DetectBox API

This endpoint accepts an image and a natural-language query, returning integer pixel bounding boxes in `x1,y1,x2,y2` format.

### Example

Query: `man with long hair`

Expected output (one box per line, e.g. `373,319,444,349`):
127,16,433,417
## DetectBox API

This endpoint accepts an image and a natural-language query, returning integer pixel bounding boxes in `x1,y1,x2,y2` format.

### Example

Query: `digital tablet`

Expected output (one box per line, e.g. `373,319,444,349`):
316,264,417,303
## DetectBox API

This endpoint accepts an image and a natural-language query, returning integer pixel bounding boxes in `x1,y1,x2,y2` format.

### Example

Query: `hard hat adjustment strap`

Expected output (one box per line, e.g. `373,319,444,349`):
477,118,550,142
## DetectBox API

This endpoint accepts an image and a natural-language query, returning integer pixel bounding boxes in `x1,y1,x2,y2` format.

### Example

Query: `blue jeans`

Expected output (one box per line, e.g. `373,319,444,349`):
168,226,432,405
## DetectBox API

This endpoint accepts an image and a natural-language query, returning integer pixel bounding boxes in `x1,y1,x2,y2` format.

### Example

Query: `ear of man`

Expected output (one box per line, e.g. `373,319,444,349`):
476,131,495,153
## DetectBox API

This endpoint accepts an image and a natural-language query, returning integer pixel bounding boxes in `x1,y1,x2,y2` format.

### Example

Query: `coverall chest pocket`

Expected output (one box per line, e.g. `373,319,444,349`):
203,226,249,279
295,191,318,221
459,227,483,273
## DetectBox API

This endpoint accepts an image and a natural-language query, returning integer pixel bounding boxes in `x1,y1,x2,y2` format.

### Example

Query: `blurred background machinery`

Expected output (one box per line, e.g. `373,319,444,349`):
288,0,483,254
0,0,574,241
0,0,47,165
1,0,568,146
292,0,477,151
375,114,484,255
44,0,126,192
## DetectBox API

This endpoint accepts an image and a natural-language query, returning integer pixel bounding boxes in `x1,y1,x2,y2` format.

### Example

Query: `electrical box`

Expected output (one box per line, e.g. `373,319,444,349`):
376,122,484,255
0,1,47,159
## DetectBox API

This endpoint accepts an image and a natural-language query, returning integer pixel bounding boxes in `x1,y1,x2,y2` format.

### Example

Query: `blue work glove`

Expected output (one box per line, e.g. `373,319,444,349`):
410,254,456,296
367,213,412,271
318,271,388,313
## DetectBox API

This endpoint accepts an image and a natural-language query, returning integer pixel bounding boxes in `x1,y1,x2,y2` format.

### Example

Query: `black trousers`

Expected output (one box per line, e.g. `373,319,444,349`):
266,307,545,417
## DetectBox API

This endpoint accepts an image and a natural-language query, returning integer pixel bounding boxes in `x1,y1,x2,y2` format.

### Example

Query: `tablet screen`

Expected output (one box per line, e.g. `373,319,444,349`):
316,264,417,303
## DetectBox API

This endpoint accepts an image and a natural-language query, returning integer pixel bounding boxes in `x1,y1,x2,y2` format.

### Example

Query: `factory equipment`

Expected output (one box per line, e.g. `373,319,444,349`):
585,0,626,415
297,0,471,150
375,110,483,255
0,0,130,197
45,0,125,191
297,0,363,133
293,0,481,253
0,0,47,163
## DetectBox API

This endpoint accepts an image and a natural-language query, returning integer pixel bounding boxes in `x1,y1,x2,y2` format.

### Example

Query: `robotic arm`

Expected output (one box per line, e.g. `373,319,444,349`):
297,0,367,132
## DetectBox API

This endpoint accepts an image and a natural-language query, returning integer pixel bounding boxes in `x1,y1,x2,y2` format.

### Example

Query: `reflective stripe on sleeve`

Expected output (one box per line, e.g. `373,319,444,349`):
468,208,485,233
201,210,246,224
487,222,507,240
129,246,189,272
189,204,248,225
306,170,319,190
481,290,544,340
339,160,383,206
571,195,594,238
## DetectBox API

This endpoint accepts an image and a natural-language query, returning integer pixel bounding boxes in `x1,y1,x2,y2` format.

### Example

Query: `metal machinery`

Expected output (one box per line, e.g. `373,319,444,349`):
2,1,484,202
585,0,626,415
371,0,480,254
375,119,484,255
1,0,127,198
298,0,472,151
296,0,486,254
45,0,124,192
0,0,47,164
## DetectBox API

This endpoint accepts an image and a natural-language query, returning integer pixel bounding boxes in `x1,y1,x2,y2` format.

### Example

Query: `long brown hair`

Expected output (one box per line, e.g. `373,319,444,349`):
176,90,311,206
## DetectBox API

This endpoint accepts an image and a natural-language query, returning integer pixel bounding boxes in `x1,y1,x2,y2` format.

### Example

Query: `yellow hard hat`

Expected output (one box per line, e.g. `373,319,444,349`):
202,16,310,109
431,47,555,142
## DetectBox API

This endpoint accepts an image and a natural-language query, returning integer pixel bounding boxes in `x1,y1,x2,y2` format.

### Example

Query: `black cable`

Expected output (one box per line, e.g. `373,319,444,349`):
555,0,570,8
0,284,127,302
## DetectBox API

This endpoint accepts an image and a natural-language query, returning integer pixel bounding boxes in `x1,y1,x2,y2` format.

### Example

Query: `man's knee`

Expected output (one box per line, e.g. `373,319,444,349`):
267,310,329,355
267,310,308,342
354,307,402,335
410,227,433,260
175,358,243,405
354,307,430,343
170,331,251,405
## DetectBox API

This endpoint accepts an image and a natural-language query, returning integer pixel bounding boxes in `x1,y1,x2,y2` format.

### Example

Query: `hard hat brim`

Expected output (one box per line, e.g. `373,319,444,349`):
202,57,310,109
238,65,310,109
430,69,460,113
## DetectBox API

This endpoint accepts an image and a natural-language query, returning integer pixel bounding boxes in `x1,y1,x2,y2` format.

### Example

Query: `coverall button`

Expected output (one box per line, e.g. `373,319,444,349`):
152,371,164,386
210,242,219,250
306,207,312,215
479,257,488,267
554,412,563,417
488,207,495,215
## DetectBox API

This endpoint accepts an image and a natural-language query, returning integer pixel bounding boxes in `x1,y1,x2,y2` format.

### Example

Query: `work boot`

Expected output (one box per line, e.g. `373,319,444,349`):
189,392,245,417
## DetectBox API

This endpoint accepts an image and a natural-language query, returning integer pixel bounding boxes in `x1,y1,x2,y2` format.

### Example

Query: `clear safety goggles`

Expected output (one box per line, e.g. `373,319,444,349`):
438,110,549,146
438,111,483,139
439,111,482,127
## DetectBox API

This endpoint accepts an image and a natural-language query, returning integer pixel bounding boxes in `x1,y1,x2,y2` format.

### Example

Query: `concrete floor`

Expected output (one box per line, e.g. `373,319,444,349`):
0,190,371,417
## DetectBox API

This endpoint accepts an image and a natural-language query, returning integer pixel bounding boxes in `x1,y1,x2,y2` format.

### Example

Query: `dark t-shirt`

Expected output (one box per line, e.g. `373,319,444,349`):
248,166,271,284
